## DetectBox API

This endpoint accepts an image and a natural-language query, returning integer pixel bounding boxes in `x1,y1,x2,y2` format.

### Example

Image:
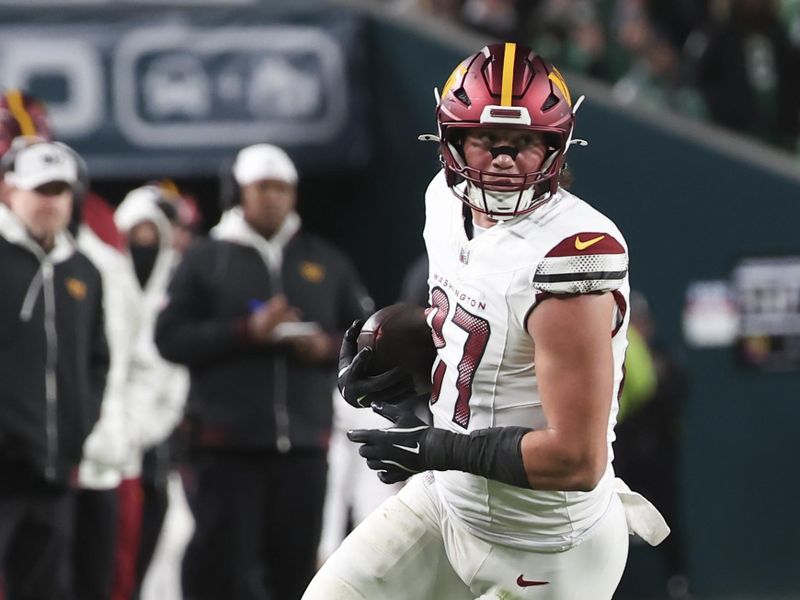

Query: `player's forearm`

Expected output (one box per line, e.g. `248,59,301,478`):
423,425,607,491
424,426,532,488
519,429,608,491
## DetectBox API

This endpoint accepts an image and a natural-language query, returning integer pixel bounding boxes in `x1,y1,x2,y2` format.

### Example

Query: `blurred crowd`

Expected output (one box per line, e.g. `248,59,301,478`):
396,0,800,153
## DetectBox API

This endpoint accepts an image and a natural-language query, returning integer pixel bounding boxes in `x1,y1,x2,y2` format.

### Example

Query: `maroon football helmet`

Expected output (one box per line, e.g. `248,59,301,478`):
0,90,52,158
435,43,579,219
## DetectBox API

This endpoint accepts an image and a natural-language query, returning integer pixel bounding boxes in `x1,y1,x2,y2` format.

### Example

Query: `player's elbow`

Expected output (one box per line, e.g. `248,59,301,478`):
571,461,606,492
562,448,607,492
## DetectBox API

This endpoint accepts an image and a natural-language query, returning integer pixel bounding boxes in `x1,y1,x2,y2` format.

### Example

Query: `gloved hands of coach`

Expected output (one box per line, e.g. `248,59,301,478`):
347,402,432,484
337,320,416,409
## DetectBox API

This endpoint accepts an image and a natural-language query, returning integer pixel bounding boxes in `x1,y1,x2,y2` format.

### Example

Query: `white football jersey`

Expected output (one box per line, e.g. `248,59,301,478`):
423,171,630,552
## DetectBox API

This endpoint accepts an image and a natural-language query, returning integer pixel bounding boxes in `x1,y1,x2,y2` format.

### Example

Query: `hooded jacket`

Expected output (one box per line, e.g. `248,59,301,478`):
114,187,189,478
76,223,142,490
0,203,109,488
155,208,371,452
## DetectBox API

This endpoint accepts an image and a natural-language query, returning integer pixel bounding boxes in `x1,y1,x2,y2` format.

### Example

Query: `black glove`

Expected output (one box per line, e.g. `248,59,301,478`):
337,320,416,409
347,402,432,484
347,404,432,483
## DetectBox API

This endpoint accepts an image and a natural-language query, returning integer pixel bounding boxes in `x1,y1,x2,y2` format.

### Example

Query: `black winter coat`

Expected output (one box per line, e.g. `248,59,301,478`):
0,234,108,489
155,231,370,452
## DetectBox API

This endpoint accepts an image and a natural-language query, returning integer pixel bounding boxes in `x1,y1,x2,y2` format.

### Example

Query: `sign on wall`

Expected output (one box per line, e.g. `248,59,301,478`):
0,9,369,177
682,280,739,348
732,256,800,371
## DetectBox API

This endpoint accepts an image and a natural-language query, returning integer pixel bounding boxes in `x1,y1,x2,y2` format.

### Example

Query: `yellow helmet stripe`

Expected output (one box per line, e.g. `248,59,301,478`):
548,66,572,107
5,89,37,137
500,42,516,106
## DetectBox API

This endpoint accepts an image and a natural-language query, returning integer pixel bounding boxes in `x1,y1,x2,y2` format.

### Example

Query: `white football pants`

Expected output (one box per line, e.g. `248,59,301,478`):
303,471,629,599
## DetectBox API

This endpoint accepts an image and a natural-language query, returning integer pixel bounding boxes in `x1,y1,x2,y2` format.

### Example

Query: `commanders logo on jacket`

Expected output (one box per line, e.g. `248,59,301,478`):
65,277,87,300
300,261,325,283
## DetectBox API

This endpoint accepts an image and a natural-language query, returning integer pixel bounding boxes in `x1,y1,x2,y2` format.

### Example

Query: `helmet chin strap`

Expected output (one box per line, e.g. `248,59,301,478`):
447,142,467,169
563,95,588,157
539,150,559,173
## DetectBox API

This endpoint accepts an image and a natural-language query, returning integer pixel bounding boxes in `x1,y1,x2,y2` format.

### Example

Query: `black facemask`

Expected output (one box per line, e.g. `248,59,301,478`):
130,244,159,288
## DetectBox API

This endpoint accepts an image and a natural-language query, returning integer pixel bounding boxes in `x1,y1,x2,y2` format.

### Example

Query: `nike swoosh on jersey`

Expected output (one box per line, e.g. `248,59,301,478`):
516,575,549,587
392,442,421,454
574,234,605,250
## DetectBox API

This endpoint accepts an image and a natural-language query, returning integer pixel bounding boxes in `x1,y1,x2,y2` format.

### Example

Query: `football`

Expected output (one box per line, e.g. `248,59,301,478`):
357,303,436,394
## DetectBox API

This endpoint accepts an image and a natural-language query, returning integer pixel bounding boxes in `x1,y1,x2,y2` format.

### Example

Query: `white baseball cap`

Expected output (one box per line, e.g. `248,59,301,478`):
232,143,298,187
4,142,79,191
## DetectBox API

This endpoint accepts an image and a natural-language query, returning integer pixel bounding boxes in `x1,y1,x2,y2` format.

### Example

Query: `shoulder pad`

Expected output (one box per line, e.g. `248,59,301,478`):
533,232,627,294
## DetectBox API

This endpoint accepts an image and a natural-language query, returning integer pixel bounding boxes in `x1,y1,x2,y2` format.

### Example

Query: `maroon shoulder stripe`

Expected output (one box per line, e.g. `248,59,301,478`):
546,233,624,258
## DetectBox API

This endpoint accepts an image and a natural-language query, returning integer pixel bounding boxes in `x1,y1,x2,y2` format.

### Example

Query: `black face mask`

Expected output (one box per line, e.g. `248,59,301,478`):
130,244,159,288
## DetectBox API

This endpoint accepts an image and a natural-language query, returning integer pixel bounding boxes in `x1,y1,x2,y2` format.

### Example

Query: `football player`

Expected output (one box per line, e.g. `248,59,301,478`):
304,43,667,599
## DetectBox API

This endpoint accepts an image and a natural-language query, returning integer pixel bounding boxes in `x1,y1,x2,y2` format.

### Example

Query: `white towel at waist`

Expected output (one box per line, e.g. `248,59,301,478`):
614,477,671,546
